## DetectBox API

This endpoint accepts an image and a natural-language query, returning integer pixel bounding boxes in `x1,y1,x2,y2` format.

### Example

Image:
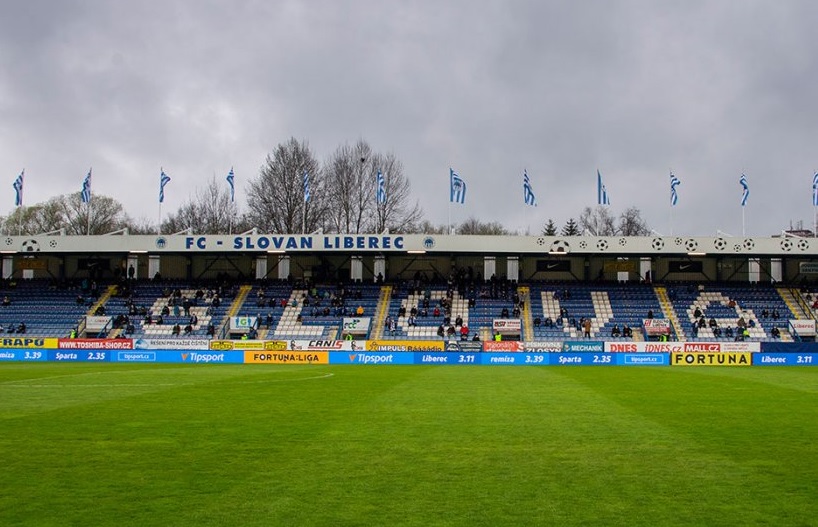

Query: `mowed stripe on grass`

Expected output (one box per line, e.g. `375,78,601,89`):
0,364,816,526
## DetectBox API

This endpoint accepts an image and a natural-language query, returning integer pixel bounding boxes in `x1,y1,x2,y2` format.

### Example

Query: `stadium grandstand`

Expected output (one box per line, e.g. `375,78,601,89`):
2,231,818,344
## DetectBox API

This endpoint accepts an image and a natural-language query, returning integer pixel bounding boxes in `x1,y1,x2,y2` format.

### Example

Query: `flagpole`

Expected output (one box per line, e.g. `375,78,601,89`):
158,167,163,235
669,169,674,236
86,167,92,236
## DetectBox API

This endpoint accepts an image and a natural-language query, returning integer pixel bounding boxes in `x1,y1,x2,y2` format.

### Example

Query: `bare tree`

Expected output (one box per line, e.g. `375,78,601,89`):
245,138,323,234
411,220,448,234
579,206,617,236
618,206,651,236
324,141,372,234
370,152,423,233
162,177,244,234
323,140,423,234
2,194,131,235
458,217,509,235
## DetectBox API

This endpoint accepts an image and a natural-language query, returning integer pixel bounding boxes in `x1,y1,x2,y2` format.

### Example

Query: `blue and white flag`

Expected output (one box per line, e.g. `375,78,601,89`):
812,172,818,207
303,171,311,203
159,170,171,203
81,169,92,203
226,167,235,203
450,168,466,204
597,170,610,206
376,170,387,205
13,170,24,207
523,170,537,206
740,173,749,207
670,172,681,206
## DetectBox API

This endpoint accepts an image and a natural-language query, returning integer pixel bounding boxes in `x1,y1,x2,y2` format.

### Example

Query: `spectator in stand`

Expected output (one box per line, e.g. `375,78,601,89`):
611,325,621,337
501,307,509,318
534,317,541,327
771,326,781,338
407,314,417,326
698,316,707,329
1,296,10,306
709,317,718,329
736,316,747,329
455,314,463,327
472,333,480,341
184,323,193,335
460,324,469,340
812,298,818,310
172,323,181,336
437,325,445,338
693,307,702,318
771,308,780,320
433,306,441,317
356,305,364,316
646,309,654,319
582,318,592,338
623,324,632,338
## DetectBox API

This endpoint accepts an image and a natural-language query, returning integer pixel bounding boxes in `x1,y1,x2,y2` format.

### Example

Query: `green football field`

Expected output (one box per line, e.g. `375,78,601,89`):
1,363,816,526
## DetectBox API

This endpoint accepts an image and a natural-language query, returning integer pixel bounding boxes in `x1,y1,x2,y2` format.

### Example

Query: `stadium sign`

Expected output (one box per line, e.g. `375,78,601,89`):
671,352,752,366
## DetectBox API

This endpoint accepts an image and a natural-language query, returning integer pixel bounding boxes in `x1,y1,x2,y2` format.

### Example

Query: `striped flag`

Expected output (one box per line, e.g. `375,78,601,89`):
13,170,24,207
159,170,171,203
450,168,466,204
376,170,387,204
226,167,235,202
739,173,749,207
81,169,92,203
303,171,311,203
670,172,681,206
523,170,537,206
597,170,610,205
812,172,818,207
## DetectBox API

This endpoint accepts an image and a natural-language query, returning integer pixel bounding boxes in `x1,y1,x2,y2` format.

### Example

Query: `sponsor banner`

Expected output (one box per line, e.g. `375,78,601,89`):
671,352,752,366
643,319,670,336
524,341,563,352
229,316,257,330
789,319,816,337
48,350,110,362
0,337,58,349
483,353,549,365
683,342,721,352
85,315,112,332
342,317,370,333
493,319,522,332
444,341,484,352
16,258,47,270
116,351,157,362
414,352,480,365
718,342,760,353
754,353,818,366
181,351,243,363
606,342,684,353
0,350,47,361
562,341,604,353
799,262,818,274
210,340,290,351
603,260,637,273
135,338,210,350
290,339,358,351
57,338,134,350
366,340,444,352
244,351,328,364
551,352,615,365
616,353,669,366
483,341,524,352
330,352,415,365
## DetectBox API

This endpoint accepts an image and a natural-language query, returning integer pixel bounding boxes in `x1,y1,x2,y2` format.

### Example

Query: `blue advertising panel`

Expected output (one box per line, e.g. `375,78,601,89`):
481,353,549,365
550,352,615,365
753,353,818,366
112,350,244,363
414,352,480,365
48,350,110,362
0,350,48,361
615,353,669,366
760,342,818,354
329,352,415,365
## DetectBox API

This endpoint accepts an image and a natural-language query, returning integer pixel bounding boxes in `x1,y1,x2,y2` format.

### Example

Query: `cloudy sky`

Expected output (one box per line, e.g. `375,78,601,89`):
2,0,818,237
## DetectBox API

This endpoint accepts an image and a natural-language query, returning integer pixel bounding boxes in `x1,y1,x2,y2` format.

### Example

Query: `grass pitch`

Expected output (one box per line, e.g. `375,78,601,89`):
1,363,816,526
